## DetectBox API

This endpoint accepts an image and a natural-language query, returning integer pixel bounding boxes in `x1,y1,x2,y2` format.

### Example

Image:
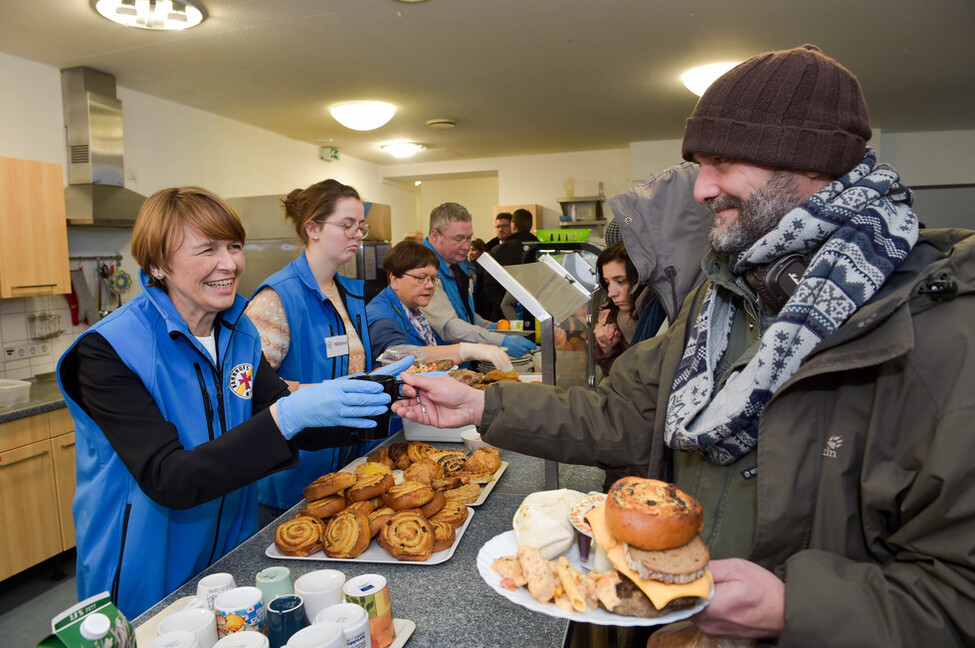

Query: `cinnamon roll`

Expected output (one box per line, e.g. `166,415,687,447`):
275,516,325,557
322,510,371,559
406,441,438,465
368,506,396,538
430,501,469,529
378,510,434,562
303,472,356,501
429,449,468,474
431,519,457,552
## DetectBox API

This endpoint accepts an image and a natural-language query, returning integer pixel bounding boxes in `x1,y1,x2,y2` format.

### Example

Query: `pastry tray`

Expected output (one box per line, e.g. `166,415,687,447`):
342,456,508,507
266,506,474,565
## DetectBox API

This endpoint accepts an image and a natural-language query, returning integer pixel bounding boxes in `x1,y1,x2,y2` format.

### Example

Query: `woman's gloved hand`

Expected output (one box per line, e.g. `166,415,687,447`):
459,342,513,372
502,335,537,358
276,379,391,439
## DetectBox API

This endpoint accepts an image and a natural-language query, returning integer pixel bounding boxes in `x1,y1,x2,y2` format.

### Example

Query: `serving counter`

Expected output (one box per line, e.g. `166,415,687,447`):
133,435,605,647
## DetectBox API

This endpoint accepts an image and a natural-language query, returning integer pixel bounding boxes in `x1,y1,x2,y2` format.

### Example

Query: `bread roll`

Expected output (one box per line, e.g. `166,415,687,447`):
303,472,356,501
605,477,702,551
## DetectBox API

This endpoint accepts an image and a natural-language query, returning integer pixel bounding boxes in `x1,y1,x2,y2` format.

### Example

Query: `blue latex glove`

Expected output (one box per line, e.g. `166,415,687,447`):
503,335,537,358
371,355,415,377
276,379,391,439
486,322,498,330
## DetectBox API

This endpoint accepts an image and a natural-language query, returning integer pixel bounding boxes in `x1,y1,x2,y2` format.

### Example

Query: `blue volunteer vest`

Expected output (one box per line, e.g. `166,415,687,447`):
57,271,263,620
252,253,374,509
366,284,445,350
423,237,478,324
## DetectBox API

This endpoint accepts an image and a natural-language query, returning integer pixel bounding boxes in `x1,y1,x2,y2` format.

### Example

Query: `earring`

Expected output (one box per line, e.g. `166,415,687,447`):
312,236,319,241
155,274,164,281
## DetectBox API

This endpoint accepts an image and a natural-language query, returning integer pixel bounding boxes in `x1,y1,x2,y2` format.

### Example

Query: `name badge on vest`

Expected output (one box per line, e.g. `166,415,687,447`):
325,335,349,358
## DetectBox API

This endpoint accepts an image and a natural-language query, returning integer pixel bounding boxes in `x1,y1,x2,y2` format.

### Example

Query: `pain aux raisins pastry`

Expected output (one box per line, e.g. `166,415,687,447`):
274,516,325,557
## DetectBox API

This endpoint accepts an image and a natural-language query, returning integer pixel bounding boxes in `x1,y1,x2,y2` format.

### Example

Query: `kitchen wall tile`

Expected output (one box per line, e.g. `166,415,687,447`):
3,365,32,380
0,298,26,316
1,313,28,343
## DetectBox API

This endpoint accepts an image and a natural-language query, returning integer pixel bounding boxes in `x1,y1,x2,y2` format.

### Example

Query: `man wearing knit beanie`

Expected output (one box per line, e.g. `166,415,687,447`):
392,45,975,646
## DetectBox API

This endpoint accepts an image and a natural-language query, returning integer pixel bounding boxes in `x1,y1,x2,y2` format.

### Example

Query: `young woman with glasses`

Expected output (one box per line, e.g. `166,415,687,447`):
245,178,381,524
366,241,512,371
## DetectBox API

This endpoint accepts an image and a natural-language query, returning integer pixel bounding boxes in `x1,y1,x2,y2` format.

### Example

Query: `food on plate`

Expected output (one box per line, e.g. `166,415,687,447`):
419,491,447,518
403,457,444,484
585,478,712,616
407,358,455,373
345,473,394,502
353,461,393,478
274,516,325,557
431,519,457,552
512,489,586,560
556,555,595,612
448,368,482,386
496,319,510,330
377,510,435,561
605,477,703,551
465,446,502,474
442,483,481,505
492,555,528,590
303,471,357,501
517,545,558,603
299,494,347,519
322,510,371,559
406,440,438,464
482,369,521,383
429,501,469,529
383,481,436,510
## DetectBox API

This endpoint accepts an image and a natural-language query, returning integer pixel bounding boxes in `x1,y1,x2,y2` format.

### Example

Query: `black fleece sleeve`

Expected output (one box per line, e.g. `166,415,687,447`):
75,333,299,510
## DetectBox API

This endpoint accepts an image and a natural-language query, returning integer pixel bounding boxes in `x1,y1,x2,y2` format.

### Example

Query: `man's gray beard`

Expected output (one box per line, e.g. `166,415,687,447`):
708,171,805,255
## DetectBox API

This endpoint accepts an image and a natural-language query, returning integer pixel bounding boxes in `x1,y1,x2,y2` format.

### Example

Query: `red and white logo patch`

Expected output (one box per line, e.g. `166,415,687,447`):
229,363,254,399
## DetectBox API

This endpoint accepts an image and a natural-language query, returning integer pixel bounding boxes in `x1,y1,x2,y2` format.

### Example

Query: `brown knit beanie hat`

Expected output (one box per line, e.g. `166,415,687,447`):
681,44,871,178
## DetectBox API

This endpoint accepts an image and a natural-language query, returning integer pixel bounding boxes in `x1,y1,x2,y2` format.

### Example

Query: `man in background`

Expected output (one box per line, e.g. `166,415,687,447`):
421,202,536,358
492,208,540,321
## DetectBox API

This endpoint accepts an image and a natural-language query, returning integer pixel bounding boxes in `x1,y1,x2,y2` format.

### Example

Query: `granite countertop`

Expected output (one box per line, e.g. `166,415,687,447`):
0,377,66,424
134,437,605,647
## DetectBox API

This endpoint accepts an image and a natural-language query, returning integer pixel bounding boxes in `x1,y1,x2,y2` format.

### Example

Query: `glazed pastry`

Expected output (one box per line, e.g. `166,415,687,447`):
403,458,444,484
322,510,371,559
366,447,396,470
406,441,438,465
388,442,412,470
429,449,468,474
443,483,481,505
303,472,356,501
430,501,469,529
299,494,346,519
419,491,447,518
464,447,502,474
431,519,457,552
354,461,393,478
368,506,396,538
275,516,325,557
377,510,434,561
383,481,436,510
346,473,394,502
346,499,376,517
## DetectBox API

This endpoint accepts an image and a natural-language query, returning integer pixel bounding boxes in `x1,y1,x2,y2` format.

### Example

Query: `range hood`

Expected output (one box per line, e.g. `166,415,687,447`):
61,66,147,227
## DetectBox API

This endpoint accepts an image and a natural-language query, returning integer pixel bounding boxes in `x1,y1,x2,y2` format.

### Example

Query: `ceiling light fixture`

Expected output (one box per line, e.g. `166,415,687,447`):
681,61,740,96
381,141,426,158
329,101,396,131
426,118,456,129
92,0,207,31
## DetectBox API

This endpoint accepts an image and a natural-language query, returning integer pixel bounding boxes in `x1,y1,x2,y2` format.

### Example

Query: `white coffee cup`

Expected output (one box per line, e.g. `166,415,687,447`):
214,586,266,637
148,631,199,648
194,573,237,611
213,632,270,648
314,603,370,648
213,632,271,648
293,570,346,622
286,622,346,648
158,608,218,648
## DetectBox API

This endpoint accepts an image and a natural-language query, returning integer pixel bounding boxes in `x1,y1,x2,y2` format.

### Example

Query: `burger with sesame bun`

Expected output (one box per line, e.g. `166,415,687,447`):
586,477,713,617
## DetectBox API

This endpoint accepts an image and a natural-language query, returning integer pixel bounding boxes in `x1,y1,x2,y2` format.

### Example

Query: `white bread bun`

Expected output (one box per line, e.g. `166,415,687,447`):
605,477,702,551
512,489,586,560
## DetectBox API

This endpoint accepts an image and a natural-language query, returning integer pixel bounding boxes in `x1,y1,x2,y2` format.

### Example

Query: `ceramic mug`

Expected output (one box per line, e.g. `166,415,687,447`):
157,608,218,648
266,594,309,648
256,566,294,603
214,586,266,637
286,622,346,648
314,603,370,648
147,631,200,648
213,633,270,648
293,570,346,623
194,573,237,611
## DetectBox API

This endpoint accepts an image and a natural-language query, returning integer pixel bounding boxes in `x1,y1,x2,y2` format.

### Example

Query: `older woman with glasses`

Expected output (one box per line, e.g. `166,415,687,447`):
246,178,384,523
367,241,512,371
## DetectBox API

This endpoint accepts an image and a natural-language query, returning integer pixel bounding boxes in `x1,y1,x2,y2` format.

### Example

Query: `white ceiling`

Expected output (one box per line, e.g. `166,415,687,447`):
1,0,973,166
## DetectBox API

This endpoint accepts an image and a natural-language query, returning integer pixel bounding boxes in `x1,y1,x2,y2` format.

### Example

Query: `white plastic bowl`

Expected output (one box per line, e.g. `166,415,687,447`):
460,428,492,452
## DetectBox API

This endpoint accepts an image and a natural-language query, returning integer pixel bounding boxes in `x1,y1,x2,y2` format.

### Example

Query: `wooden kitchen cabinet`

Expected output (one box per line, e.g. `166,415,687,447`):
0,156,71,298
0,409,76,581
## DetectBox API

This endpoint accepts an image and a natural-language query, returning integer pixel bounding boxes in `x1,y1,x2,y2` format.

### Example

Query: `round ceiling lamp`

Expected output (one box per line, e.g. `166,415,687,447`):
92,0,207,31
681,62,740,97
381,141,426,158
329,101,396,131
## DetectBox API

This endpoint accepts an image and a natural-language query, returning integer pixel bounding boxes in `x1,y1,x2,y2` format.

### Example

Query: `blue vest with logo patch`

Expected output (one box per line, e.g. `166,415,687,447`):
57,271,263,619
252,253,374,509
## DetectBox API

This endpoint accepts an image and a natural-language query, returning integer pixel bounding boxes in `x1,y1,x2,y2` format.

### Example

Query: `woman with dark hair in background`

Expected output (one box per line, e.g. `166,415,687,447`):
593,242,643,377
245,178,385,524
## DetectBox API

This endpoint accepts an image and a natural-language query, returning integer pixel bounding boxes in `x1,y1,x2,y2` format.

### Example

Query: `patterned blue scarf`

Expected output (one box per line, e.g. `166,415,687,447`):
664,150,918,465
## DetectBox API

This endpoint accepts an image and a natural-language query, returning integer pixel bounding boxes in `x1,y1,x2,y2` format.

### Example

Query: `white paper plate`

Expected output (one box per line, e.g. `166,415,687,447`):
476,531,710,627
266,507,473,565
343,456,508,507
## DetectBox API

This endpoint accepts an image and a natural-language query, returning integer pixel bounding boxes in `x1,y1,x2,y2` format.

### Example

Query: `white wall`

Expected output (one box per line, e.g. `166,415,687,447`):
417,176,499,242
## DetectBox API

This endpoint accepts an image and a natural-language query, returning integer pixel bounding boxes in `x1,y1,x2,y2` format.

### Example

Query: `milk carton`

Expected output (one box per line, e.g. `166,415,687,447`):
38,591,136,648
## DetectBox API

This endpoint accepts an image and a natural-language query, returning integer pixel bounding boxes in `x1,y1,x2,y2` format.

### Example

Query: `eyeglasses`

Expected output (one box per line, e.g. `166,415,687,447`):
434,228,472,245
401,272,436,286
319,220,370,239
